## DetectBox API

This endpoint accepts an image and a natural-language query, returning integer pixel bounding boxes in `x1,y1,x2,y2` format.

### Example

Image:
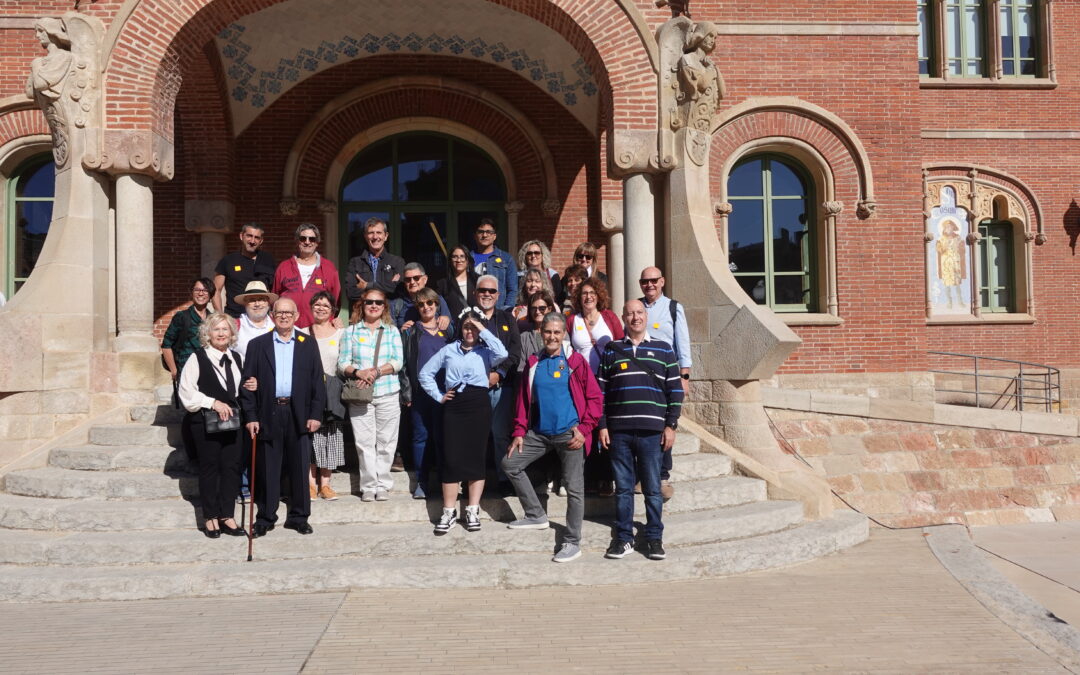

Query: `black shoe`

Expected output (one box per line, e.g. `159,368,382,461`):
202,527,221,539
219,522,246,537
645,539,666,560
604,540,633,559
283,521,314,535
252,522,274,538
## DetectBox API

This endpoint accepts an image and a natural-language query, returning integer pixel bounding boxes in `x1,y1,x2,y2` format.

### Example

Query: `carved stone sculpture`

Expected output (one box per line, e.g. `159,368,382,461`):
26,19,73,166
658,17,725,168
676,21,724,135
279,198,301,216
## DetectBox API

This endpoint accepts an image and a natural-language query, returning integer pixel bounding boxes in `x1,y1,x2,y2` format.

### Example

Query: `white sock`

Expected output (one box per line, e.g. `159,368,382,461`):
465,505,480,515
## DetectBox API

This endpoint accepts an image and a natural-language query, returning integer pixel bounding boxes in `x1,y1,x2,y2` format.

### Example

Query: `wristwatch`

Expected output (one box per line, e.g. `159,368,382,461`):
667,421,678,430
680,373,690,380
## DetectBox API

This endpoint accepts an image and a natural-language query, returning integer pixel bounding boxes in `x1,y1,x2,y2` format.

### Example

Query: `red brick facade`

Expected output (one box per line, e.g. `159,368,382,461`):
4,1,1080,375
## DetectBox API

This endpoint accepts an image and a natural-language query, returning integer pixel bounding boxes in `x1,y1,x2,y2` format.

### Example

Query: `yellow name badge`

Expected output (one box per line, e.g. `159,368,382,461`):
577,324,584,330
233,265,242,272
653,322,660,329
297,335,305,342
553,370,561,378
620,362,628,370
438,331,444,337
329,340,336,346
495,257,502,263
315,278,323,285
502,325,509,331
359,337,367,343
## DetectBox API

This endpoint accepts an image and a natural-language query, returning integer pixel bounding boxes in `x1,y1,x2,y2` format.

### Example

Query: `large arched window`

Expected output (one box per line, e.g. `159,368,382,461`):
727,154,815,312
6,155,55,298
339,132,507,277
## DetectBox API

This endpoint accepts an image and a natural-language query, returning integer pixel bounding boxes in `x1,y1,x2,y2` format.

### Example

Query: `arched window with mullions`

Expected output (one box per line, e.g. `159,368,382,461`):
339,132,507,279
727,154,815,312
5,155,55,298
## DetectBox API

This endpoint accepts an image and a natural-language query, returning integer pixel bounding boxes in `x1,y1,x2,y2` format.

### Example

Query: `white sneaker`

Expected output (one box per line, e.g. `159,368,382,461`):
434,508,456,535
463,505,481,532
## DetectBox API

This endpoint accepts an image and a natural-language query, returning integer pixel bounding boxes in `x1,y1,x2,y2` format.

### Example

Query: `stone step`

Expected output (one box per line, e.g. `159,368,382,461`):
0,500,805,566
48,445,190,472
3,467,198,500
0,474,766,531
0,512,868,602
129,404,186,426
88,425,174,447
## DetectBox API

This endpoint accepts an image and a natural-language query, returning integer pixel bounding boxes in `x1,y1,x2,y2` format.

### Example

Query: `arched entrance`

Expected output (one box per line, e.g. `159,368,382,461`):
339,131,507,277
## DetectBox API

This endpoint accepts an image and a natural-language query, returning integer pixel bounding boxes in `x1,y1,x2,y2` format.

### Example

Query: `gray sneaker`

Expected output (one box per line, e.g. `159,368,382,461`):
375,489,389,501
507,516,550,530
360,491,375,502
552,543,581,563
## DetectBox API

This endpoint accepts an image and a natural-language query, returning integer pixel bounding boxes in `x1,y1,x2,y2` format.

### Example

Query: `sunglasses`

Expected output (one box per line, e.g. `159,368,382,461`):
476,288,498,295
531,305,550,313
419,300,437,307
639,277,661,285
525,250,542,256
298,236,319,243
575,253,593,260
403,275,424,283
363,299,385,306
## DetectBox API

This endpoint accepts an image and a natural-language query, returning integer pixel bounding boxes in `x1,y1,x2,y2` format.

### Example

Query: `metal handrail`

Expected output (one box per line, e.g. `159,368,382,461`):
928,350,1060,412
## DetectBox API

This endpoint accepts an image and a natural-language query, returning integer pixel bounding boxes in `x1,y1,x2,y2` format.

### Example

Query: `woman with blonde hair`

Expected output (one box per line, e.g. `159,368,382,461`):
338,287,403,501
516,239,562,299
178,312,254,538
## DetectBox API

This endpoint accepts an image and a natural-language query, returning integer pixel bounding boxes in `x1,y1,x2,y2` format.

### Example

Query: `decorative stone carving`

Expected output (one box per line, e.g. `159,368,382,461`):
655,0,691,17
316,199,337,214
713,201,733,216
1024,231,1037,243
966,231,982,245
25,14,103,169
504,200,525,216
278,198,301,216
611,129,657,176
924,231,935,243
658,17,725,168
856,199,877,219
541,199,562,218
86,130,175,181
823,201,844,216
184,200,234,233
1035,233,1047,245
601,199,624,232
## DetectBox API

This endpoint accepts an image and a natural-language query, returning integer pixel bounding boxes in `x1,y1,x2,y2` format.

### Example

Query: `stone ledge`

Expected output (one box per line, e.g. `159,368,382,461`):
765,387,1080,438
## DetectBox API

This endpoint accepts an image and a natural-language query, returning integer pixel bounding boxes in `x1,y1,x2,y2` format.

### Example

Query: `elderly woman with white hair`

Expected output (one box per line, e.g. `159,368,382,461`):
178,312,255,538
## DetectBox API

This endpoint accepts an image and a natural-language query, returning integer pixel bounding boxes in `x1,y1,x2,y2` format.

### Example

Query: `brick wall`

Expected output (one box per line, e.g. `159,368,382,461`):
769,408,1080,527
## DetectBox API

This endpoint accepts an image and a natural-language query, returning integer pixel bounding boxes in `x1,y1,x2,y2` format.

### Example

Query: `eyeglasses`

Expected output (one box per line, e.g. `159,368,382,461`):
363,299,386,307
312,303,333,311
639,277,661,285
450,254,468,261
575,253,593,261
298,236,319,243
475,229,496,236
580,291,597,298
403,275,424,283
476,288,498,295
192,288,210,295
272,311,296,317
419,300,437,307
530,305,550,313
525,249,542,257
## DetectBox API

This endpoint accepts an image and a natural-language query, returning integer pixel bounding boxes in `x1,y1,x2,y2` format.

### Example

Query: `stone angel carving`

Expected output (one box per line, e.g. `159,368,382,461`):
676,20,725,133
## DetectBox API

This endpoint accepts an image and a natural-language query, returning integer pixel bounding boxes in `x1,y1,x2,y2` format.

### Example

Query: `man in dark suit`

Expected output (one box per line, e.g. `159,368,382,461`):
345,217,405,307
240,297,325,537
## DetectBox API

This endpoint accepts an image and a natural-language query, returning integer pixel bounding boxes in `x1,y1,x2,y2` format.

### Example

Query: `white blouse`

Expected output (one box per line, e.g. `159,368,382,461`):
177,346,243,413
568,313,613,365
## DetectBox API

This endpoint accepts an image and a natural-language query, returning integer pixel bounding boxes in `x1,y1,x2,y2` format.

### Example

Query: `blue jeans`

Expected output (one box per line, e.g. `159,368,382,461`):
608,429,664,543
410,393,441,487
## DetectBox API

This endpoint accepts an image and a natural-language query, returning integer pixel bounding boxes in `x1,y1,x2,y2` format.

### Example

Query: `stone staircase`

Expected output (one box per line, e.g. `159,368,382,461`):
0,406,868,602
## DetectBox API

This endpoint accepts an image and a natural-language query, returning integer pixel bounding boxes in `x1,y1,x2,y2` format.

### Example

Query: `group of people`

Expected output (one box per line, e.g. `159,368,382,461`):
162,216,691,562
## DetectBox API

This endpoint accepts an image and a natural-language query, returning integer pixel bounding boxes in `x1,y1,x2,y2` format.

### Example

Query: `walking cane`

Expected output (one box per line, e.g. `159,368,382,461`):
247,430,257,562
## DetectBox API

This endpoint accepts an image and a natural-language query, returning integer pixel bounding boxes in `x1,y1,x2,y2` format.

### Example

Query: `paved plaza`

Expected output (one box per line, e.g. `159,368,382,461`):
0,528,1073,674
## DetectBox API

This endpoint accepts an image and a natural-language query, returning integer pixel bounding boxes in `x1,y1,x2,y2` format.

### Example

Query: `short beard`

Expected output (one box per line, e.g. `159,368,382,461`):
247,308,269,322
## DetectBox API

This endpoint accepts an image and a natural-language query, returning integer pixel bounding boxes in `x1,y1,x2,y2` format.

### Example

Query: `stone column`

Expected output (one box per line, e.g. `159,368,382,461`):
601,199,625,310
623,172,655,302
114,173,158,353
505,200,524,260
185,199,235,279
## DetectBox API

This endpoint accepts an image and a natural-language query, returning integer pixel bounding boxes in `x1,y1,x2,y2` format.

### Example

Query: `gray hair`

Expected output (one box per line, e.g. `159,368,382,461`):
477,274,499,289
404,262,426,276
197,312,238,349
294,223,320,241
541,312,566,330
364,217,388,235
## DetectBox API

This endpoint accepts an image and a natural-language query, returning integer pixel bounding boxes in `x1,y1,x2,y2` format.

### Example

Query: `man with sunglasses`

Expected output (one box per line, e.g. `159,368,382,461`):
390,262,452,330
638,266,691,501
346,217,405,307
471,218,517,311
474,274,521,491
572,242,608,285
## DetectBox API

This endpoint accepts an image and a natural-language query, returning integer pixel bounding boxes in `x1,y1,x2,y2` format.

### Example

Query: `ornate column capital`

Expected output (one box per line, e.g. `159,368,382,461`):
823,201,844,216
610,129,659,178
540,199,562,218
184,200,234,233
279,198,301,216
601,199,623,232
316,199,337,214
504,200,525,215
85,130,175,181
714,201,733,216
856,199,877,219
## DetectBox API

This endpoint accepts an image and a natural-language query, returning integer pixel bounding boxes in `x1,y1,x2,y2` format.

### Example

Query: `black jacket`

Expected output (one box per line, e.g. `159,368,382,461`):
436,272,478,320
401,322,457,393
479,308,520,384
345,250,406,305
239,330,326,437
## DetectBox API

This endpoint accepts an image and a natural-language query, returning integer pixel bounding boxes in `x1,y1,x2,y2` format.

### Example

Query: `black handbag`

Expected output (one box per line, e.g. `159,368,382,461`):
202,405,241,433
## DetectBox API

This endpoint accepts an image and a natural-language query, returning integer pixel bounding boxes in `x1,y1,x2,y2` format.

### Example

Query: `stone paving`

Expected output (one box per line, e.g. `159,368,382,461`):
0,529,1068,674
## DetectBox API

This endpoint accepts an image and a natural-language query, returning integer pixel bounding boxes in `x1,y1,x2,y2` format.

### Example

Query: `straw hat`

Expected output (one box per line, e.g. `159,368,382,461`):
233,280,279,305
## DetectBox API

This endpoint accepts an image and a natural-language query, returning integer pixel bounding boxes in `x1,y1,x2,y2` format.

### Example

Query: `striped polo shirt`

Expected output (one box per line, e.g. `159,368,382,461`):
597,334,683,433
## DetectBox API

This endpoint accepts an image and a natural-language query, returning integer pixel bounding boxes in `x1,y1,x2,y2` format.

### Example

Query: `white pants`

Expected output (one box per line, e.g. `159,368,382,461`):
348,393,401,494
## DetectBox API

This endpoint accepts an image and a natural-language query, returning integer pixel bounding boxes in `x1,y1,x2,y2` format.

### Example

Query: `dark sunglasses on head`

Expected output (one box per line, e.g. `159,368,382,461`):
298,236,319,243
363,299,385,306
639,277,661,285
476,288,498,295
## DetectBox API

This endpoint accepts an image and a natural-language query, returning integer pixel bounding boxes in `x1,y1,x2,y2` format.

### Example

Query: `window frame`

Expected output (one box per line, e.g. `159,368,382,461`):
977,219,1015,313
726,153,818,314
919,0,1055,87
5,153,55,299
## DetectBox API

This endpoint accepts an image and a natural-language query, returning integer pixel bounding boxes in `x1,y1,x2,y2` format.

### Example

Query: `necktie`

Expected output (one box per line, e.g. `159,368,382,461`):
220,354,236,395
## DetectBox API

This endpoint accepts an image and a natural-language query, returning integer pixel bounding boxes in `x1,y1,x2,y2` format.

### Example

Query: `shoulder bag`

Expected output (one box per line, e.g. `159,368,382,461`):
342,326,383,404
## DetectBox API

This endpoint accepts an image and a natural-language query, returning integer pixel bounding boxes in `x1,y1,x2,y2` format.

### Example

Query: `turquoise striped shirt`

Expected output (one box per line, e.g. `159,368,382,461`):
337,321,403,398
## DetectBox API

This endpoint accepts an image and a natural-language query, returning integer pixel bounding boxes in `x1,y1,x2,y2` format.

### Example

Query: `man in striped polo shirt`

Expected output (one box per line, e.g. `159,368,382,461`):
597,299,684,560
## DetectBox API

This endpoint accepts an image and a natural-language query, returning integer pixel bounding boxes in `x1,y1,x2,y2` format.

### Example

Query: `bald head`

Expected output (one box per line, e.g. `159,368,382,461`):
622,299,647,341
638,266,665,302
272,297,298,335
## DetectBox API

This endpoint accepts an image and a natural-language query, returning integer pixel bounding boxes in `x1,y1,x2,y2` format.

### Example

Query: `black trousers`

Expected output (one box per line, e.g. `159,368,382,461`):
189,416,242,521
255,403,312,526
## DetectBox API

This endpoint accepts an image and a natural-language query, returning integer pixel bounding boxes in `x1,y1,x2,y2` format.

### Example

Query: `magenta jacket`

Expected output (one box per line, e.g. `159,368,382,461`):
512,350,603,455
